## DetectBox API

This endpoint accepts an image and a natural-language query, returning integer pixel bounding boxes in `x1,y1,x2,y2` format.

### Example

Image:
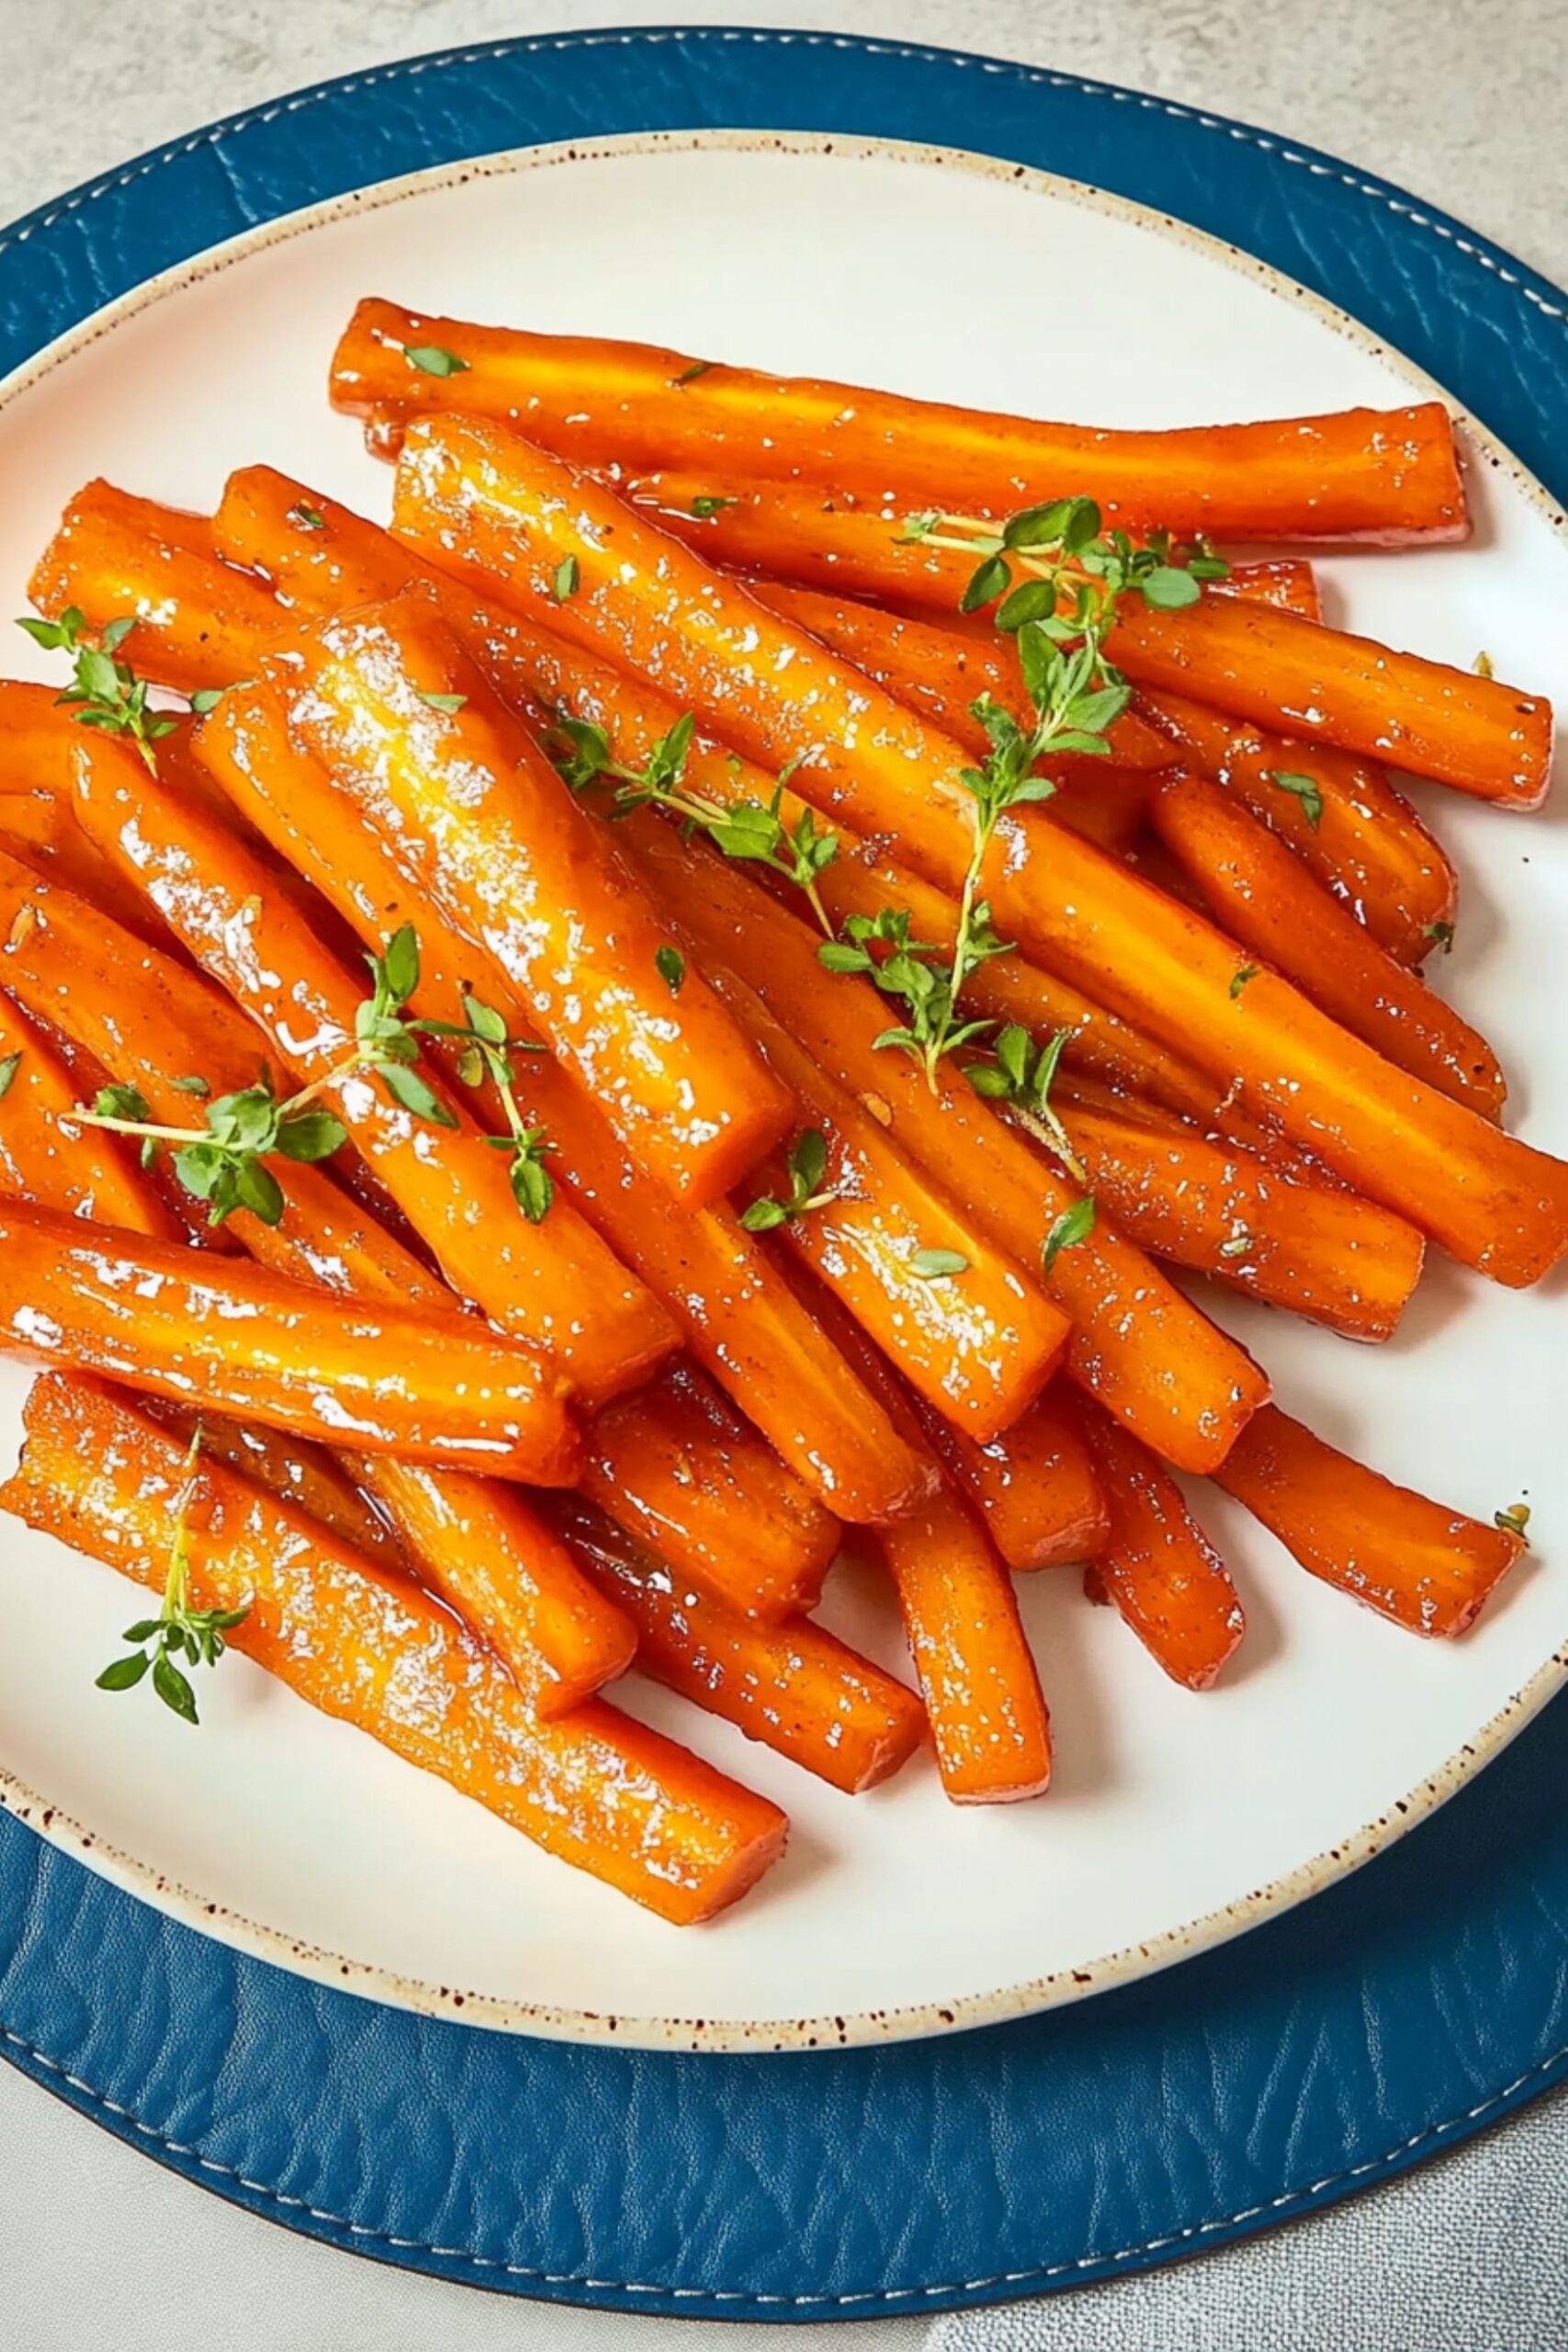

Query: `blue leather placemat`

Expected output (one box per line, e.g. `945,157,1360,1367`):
4,27,1568,2321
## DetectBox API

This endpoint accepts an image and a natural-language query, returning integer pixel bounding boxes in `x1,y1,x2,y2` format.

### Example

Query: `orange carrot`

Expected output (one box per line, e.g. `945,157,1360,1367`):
4,1375,785,1923
1149,770,1504,1117
0,1195,579,1479
1217,559,1321,618
147,1403,407,1567
783,1261,1051,1801
926,1386,1110,1571
1211,1404,1523,1637
270,593,793,1209
581,1361,839,1619
389,420,1568,1284
332,300,1467,543
626,814,1267,1471
547,1494,923,1794
1138,688,1456,965
0,994,175,1233
195,684,930,1525
28,481,286,697
1076,1399,1246,1688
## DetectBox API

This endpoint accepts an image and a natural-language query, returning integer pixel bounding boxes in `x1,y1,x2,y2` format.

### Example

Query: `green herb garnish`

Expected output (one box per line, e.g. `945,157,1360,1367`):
739,1129,840,1233
96,1425,250,1725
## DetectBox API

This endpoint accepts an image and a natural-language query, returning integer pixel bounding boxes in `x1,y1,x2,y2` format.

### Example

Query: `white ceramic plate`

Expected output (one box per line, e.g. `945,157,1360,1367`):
1,132,1564,2052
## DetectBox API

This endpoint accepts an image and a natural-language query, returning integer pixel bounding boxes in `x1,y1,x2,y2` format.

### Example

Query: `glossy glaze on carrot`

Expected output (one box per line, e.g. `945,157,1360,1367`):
1076,1399,1246,1689
926,1387,1111,1572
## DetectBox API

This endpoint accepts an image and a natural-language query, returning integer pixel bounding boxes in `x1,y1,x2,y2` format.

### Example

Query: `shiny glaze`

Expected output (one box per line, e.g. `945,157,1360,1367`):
1077,1399,1247,1690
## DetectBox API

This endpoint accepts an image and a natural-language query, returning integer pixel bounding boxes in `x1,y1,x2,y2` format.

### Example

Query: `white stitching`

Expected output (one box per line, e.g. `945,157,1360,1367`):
0,28,1563,325
2,22,1565,2306
2,2009,1564,2305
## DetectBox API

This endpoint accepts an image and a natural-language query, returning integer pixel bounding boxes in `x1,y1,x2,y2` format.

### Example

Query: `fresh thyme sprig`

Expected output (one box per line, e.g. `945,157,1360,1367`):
550,713,841,935
897,497,1228,623
739,1129,842,1233
96,1425,250,1724
17,608,181,774
964,1023,1087,1184
406,990,556,1222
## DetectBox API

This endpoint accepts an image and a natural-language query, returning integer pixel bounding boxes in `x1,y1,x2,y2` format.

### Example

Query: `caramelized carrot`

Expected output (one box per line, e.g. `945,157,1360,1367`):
145,1401,406,1567
1138,689,1456,965
547,1494,923,1794
626,815,1267,1471
1149,771,1504,1117
1211,1404,1522,1636
0,994,175,1233
0,1196,578,1478
784,1261,1051,1802
927,1387,1110,1571
581,1361,839,1619
1217,559,1321,619
1076,1399,1245,1689
28,481,286,697
333,300,1467,543
195,686,929,1525
71,735,674,1409
4,1375,785,1923
271,594,793,1208
389,421,1568,1283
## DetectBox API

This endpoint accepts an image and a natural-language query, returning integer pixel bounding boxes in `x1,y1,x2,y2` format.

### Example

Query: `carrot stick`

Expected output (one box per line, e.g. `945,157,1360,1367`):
1075,1399,1246,1689
28,481,287,697
270,593,793,1209
0,1195,579,1478
581,1362,840,1619
0,994,175,1234
925,1386,1110,1571
1148,771,1504,1117
1211,1404,1523,1637
0,854,640,1712
546,1494,924,1794
1138,688,1456,966
70,734,675,1410
4,1375,785,1923
139,1400,403,1569
195,685,929,1526
625,814,1268,1471
332,300,1468,543
389,420,1568,1284
1217,559,1321,618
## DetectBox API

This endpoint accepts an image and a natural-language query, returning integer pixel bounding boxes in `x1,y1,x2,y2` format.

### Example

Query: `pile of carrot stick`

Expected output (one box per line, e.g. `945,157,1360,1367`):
0,297,1552,1923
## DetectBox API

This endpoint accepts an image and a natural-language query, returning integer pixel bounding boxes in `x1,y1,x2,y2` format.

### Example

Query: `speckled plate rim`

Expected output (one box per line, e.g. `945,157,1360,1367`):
2,122,1566,2055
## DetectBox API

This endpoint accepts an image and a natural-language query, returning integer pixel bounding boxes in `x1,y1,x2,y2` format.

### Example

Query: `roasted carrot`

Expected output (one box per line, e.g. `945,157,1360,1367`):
0,994,175,1234
4,1375,784,1923
783,1261,1051,1802
1075,1399,1245,1689
0,855,639,1712
271,594,793,1209
926,1387,1110,1571
626,815,1267,1471
143,1401,406,1567
390,422,1568,1283
546,1494,923,1794
195,685,929,1525
1054,1091,1426,1341
1138,689,1456,965
1216,559,1321,619
1211,1404,1522,1636
333,300,1467,543
1149,771,1504,1117
0,1196,578,1479
70,734,675,1409
28,481,286,697
581,1361,839,1619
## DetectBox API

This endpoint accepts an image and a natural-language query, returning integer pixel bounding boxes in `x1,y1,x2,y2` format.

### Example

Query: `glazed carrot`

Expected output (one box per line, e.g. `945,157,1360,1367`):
28,481,286,697
581,1361,839,1619
783,1261,1050,1802
1148,772,1504,1117
71,735,675,1410
271,594,793,1209
1055,1092,1426,1341
1138,689,1456,965
4,1375,785,1923
144,1401,407,1568
0,855,641,1712
1212,1404,1523,1637
547,1495,923,1794
195,686,929,1525
626,816,1267,1471
333,300,1467,543
0,994,175,1233
1076,1399,1246,1689
1216,559,1321,619
0,1196,578,1478
390,422,1568,1283
926,1387,1110,1571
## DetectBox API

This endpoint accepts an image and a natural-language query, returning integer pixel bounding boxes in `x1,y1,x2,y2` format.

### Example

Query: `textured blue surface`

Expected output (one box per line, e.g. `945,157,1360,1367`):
4,24,1568,2321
